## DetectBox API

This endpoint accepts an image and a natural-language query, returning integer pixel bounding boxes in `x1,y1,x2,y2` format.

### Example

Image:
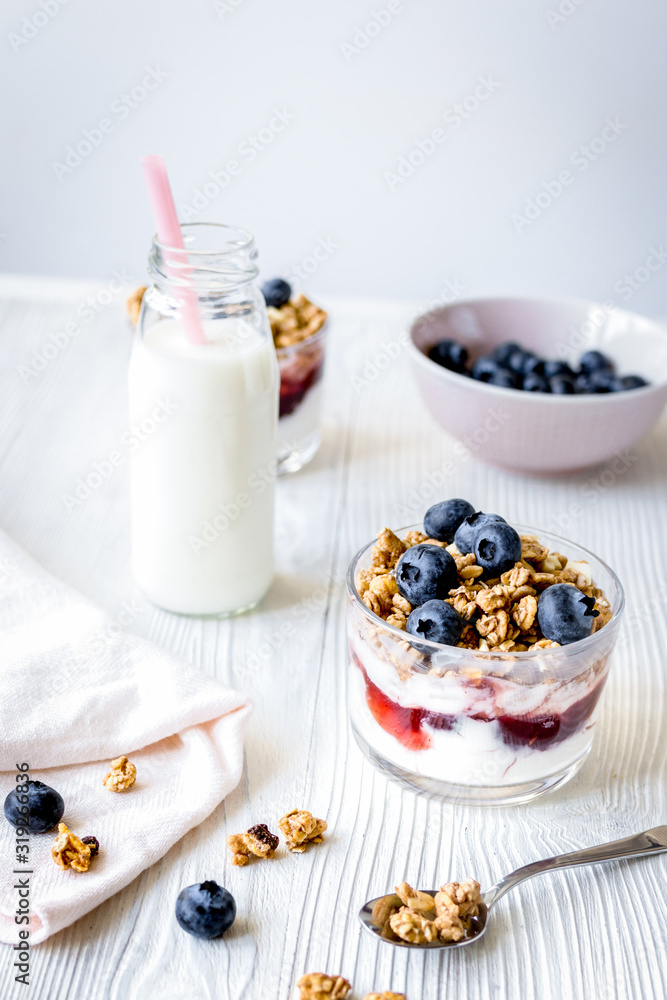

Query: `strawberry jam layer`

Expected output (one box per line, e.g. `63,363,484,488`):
279,355,324,417
353,650,604,753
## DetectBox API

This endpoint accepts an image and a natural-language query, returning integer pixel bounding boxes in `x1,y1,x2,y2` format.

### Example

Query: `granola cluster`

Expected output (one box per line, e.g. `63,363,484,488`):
297,974,351,1000
51,823,97,873
102,756,137,792
372,879,484,945
227,824,279,866
269,292,327,349
278,808,327,853
357,527,611,652
227,809,326,865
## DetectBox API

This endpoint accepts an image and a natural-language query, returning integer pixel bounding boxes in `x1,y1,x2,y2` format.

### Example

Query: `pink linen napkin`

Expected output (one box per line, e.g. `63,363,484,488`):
0,531,251,944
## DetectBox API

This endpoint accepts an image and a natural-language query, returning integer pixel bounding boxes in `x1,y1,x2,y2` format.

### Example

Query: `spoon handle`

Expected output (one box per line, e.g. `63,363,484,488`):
484,825,667,908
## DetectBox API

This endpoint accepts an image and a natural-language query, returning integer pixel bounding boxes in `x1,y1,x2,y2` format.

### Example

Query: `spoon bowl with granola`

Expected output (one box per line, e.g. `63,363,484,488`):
360,826,667,949
347,500,624,805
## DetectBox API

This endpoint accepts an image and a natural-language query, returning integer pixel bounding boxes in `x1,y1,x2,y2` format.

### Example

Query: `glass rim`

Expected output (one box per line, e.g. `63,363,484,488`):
152,222,255,256
274,319,329,357
346,522,625,659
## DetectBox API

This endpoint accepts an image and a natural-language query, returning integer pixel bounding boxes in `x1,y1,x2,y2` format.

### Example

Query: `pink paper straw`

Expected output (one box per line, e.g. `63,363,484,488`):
140,154,206,345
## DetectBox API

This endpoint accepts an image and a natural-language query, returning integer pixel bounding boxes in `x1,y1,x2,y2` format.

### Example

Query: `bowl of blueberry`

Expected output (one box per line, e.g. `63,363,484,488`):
408,296,667,474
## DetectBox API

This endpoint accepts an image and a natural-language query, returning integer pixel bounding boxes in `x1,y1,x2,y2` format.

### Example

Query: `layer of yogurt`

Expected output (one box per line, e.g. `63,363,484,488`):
278,380,323,454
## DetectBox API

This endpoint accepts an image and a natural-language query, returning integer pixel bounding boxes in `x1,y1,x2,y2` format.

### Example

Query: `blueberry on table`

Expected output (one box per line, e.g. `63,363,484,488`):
491,341,522,365
396,544,458,605
522,373,550,393
579,350,614,375
261,278,291,309
454,512,506,555
423,498,476,543
427,339,468,373
175,881,236,939
537,583,599,645
406,599,464,645
4,780,65,834
474,522,522,576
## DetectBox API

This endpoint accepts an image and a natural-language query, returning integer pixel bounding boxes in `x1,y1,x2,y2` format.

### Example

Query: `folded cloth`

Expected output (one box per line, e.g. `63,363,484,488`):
0,532,251,944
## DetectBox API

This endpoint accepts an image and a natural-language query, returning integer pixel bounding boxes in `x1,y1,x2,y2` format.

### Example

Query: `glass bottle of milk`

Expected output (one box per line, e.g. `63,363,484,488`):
128,223,279,616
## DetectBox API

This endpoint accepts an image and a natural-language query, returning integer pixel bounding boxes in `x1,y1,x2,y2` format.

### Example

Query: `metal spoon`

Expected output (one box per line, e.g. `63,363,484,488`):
360,825,667,950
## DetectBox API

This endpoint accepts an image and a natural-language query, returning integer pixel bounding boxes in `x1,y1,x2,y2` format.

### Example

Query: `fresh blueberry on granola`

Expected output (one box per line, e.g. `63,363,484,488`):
406,599,464,645
453,512,506,555
396,545,457,606
4,779,65,834
537,583,600,645
261,277,292,309
423,499,475,543
175,881,236,938
474,521,522,576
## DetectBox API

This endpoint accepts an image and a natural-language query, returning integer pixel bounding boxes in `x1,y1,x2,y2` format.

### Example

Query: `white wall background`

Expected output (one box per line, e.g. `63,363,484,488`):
2,0,666,314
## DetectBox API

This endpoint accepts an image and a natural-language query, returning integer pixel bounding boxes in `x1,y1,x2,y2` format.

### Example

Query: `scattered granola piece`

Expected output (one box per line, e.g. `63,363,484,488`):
389,908,438,944
520,536,549,562
81,836,100,858
297,973,351,1000
529,638,561,650
125,286,146,325
476,585,511,614
51,823,92,872
394,881,436,915
102,755,137,792
363,574,399,616
476,609,509,646
501,563,533,588
226,823,279,865
278,809,327,853
404,530,428,547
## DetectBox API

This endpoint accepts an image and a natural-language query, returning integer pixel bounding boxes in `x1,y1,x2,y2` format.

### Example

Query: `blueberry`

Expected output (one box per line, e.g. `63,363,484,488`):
488,367,520,389
175,881,236,939
406,600,464,645
549,376,576,394
588,370,616,393
507,349,534,375
4,780,65,834
396,545,458,605
575,372,595,394
537,583,599,645
491,341,522,365
543,360,576,379
615,374,649,391
261,278,291,309
428,339,468,373
579,350,614,375
522,355,547,377
522,373,550,392
471,355,499,382
474,522,522,576
423,498,476,543
454,512,506,555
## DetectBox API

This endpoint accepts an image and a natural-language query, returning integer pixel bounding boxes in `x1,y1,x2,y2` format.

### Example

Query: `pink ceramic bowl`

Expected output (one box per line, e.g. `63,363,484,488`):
409,296,667,474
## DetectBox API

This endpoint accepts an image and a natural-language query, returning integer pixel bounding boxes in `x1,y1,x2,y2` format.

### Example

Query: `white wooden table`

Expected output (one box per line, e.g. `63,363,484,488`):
0,277,665,1000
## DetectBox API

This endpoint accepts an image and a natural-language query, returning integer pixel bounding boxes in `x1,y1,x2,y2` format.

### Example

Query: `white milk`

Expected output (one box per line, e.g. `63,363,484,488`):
128,317,278,615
